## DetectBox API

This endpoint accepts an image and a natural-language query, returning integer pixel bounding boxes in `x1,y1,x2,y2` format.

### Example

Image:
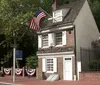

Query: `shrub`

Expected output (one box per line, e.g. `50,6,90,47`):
89,60,100,71
26,55,38,69
0,71,5,77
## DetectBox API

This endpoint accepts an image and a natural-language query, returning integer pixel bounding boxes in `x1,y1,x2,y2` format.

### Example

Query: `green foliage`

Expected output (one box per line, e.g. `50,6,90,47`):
26,55,38,68
40,0,53,13
89,0,100,31
0,0,38,67
92,39,100,48
89,60,100,71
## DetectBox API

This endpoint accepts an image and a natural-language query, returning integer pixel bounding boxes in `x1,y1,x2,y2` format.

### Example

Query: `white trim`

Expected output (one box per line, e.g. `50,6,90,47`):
37,25,74,34
38,51,74,58
62,31,67,45
53,58,57,72
59,25,73,30
63,55,73,80
77,61,82,80
46,71,54,73
48,33,55,47
42,58,46,72
44,57,57,73
41,30,50,33
38,35,42,48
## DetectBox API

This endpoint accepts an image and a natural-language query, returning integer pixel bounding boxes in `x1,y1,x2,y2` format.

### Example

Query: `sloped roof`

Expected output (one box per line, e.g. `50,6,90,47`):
41,0,86,29
37,46,74,54
62,0,86,23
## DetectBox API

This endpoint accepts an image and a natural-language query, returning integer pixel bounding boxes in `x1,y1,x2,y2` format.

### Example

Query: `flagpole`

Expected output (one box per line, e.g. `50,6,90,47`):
39,7,57,22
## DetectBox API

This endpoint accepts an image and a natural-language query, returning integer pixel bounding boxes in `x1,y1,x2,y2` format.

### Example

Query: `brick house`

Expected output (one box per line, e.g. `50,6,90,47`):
36,0,99,80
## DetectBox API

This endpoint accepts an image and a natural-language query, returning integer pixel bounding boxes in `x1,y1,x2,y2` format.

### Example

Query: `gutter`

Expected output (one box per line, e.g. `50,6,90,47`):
73,24,77,80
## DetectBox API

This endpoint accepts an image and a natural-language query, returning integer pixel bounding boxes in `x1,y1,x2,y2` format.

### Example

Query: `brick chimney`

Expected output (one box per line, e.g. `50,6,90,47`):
52,0,56,11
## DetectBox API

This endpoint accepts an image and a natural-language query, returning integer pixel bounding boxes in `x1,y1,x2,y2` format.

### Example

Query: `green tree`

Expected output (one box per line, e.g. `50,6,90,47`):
0,0,38,67
26,55,38,68
89,0,100,31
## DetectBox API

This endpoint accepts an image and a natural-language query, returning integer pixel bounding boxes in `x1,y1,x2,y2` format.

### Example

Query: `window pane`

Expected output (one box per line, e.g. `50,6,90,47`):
55,32,62,45
46,59,54,72
42,34,48,46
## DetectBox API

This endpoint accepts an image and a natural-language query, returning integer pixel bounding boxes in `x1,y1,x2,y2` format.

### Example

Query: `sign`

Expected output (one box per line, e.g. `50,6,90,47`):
15,50,23,60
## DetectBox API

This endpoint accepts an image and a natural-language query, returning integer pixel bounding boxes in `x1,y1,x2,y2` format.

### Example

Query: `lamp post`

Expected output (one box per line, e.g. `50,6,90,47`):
13,32,16,82
13,47,16,82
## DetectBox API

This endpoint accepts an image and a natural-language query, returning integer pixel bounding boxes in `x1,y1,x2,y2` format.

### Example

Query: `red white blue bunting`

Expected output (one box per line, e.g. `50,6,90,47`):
25,69,36,76
15,68,23,76
4,68,11,75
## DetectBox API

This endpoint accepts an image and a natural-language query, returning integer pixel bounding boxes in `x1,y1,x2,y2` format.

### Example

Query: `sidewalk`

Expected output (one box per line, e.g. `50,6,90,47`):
0,76,100,85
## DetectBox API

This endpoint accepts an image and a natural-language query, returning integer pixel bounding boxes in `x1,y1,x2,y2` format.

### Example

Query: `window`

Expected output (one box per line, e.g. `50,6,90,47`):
42,58,57,73
47,59,53,72
42,34,48,47
53,10,62,23
55,32,62,45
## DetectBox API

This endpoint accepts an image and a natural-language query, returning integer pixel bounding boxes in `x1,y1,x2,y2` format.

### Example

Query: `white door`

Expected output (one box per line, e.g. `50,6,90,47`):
63,57,72,80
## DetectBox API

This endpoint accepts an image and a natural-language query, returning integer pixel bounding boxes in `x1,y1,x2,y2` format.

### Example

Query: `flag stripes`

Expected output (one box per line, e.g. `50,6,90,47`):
29,10,46,30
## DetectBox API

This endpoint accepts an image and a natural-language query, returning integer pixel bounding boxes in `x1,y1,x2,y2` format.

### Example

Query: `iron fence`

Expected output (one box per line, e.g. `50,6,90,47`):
80,47,100,71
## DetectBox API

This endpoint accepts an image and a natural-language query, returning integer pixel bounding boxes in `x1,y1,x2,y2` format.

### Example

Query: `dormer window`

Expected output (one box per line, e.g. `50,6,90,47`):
53,10,62,23
52,8,70,23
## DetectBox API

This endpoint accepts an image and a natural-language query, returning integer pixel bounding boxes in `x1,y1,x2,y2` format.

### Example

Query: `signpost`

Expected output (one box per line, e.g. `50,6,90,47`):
13,49,23,82
16,50,23,60
13,47,16,82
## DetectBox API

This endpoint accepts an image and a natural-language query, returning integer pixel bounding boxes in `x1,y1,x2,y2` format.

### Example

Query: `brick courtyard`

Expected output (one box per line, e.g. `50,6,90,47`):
0,76,100,85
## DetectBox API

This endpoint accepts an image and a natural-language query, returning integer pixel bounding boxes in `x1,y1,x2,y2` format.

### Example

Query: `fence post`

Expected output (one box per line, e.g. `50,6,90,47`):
23,67,25,77
1,67,3,72
11,67,13,76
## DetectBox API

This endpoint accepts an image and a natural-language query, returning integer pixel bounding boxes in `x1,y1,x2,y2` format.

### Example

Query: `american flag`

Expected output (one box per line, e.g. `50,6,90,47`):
29,10,46,30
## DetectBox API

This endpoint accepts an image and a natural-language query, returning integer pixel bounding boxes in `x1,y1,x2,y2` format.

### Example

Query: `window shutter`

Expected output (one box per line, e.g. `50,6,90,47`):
53,58,57,72
62,31,67,45
48,33,55,47
48,34,52,47
38,35,42,48
42,58,46,72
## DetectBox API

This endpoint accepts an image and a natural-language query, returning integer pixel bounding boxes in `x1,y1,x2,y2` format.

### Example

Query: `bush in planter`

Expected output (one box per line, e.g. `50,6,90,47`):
0,71,5,77
89,60,100,71
26,55,38,69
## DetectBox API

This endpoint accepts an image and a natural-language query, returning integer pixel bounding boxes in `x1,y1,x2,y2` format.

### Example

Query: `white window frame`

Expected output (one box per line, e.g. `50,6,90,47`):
55,31,67,47
42,58,57,73
46,58,54,73
55,32,63,47
53,10,63,23
42,34,48,48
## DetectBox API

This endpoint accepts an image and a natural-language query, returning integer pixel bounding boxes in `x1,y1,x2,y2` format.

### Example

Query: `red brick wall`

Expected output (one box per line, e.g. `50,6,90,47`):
79,72,100,81
36,57,63,80
36,58,43,79
66,31,74,47
57,57,63,79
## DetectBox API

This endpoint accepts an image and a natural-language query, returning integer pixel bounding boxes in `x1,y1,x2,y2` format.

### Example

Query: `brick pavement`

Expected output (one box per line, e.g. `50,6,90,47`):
0,76,100,85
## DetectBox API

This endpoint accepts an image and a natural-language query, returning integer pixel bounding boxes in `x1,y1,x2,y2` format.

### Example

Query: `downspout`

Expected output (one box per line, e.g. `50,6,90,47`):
73,24,78,80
